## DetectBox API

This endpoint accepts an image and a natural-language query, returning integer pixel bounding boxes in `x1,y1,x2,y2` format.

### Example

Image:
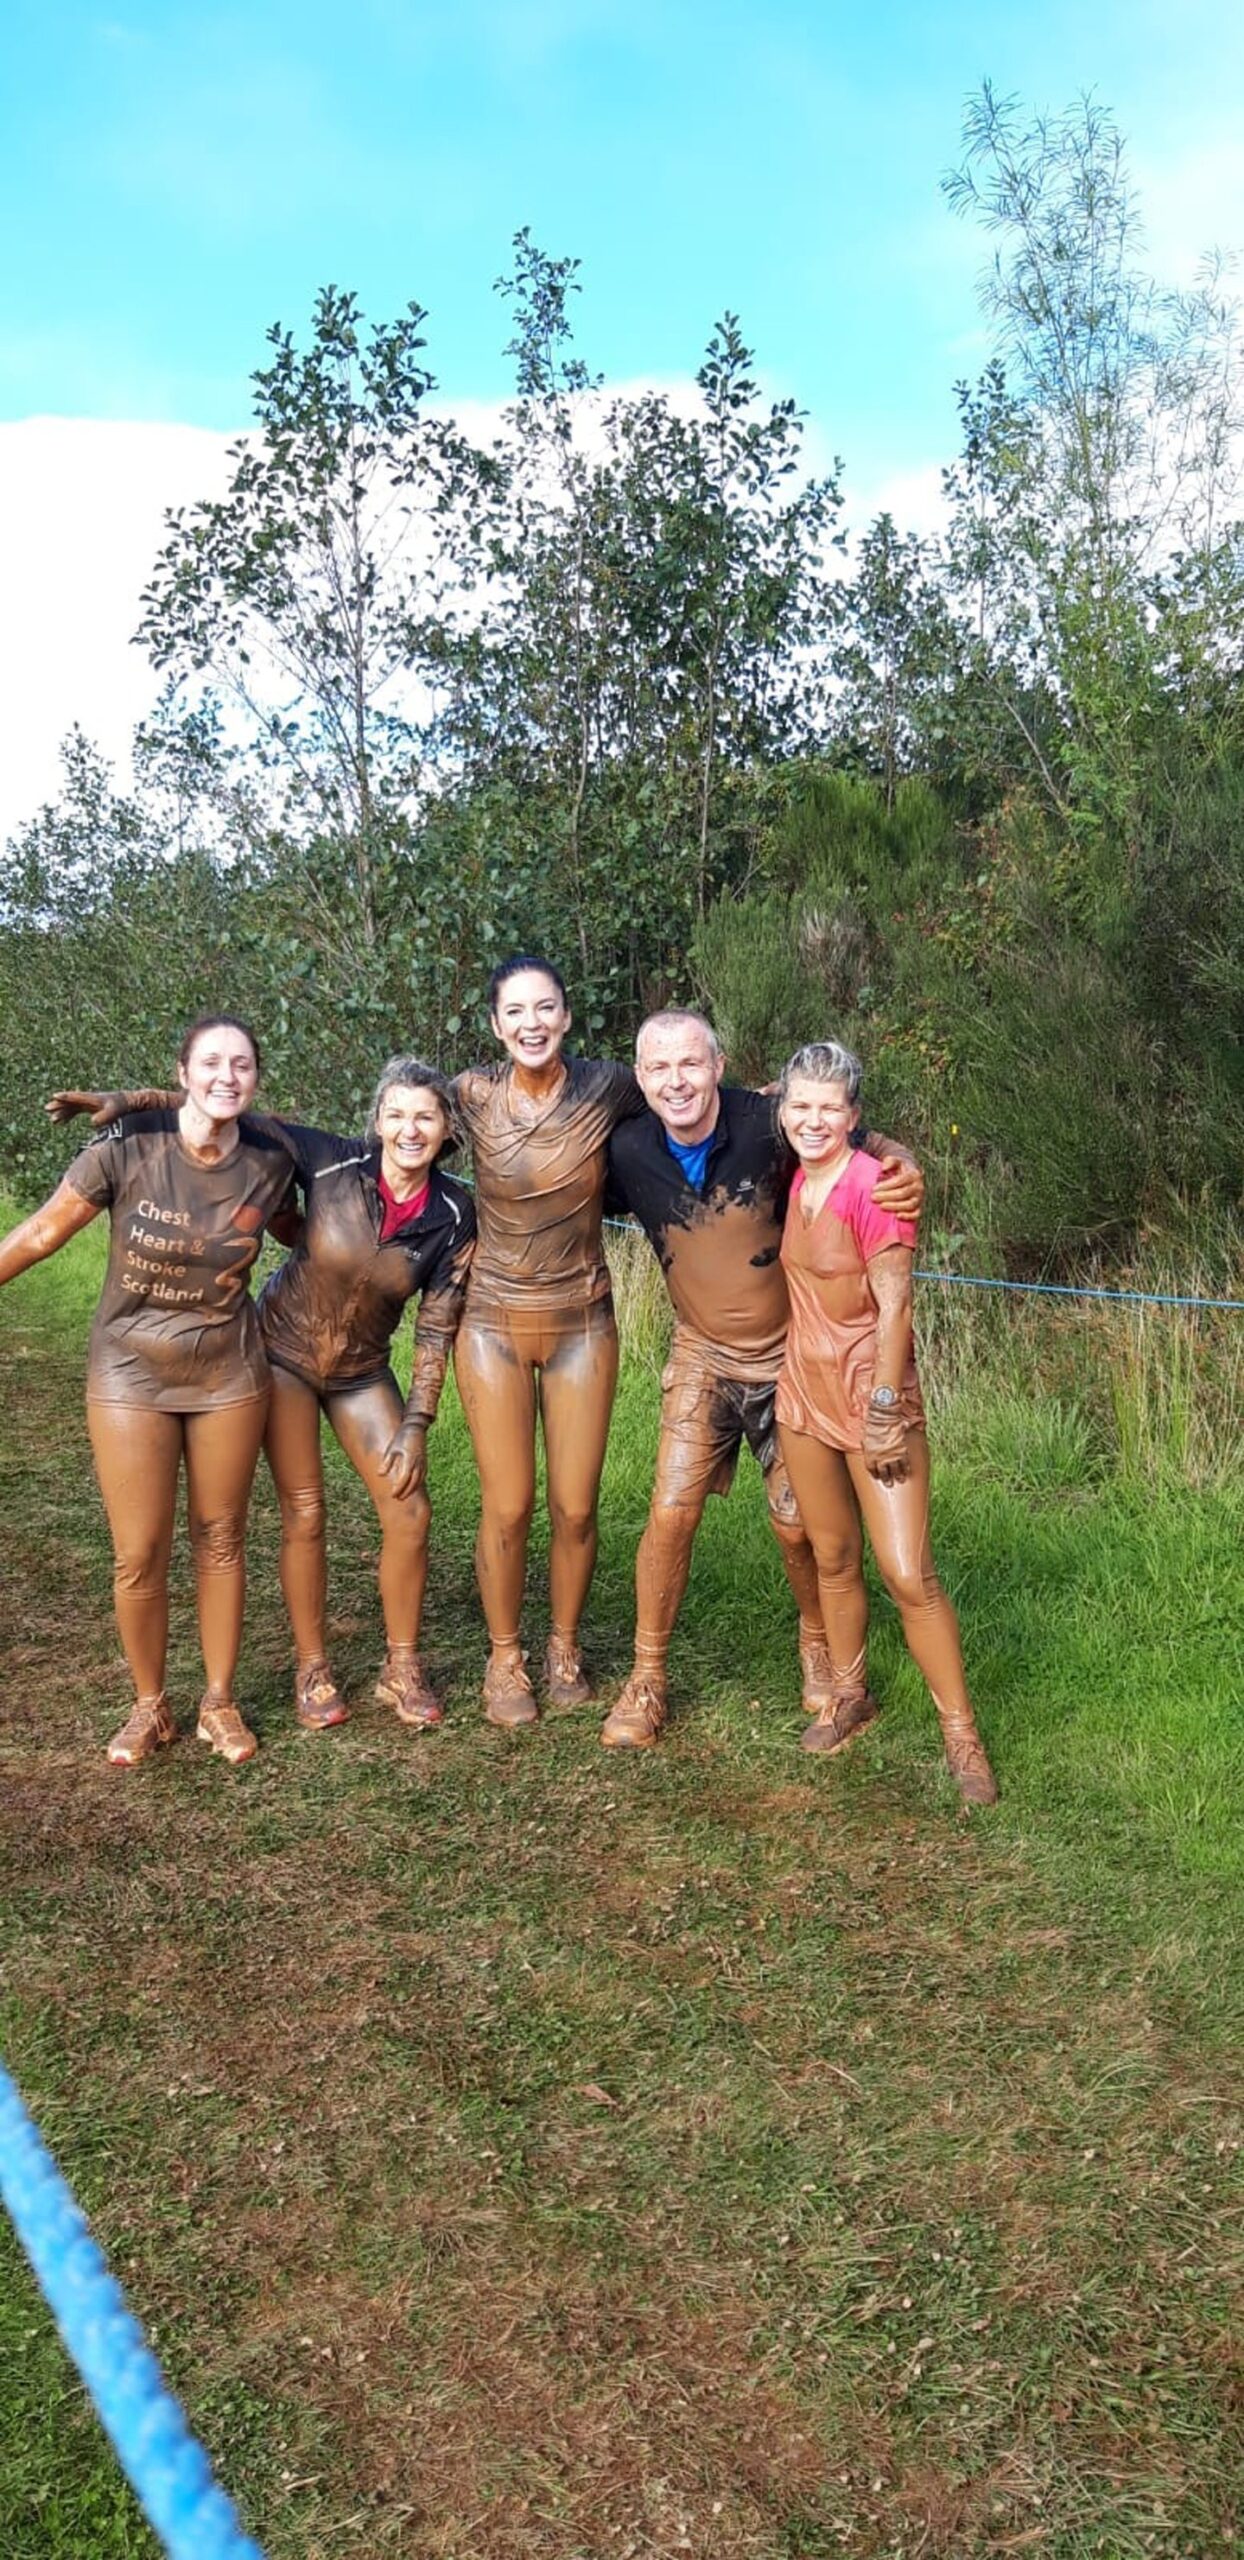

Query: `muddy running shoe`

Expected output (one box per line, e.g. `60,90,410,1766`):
543,1633,593,1710
600,1677,668,1750
799,1631,840,1715
196,1698,259,1765
800,1691,879,1756
482,1651,539,1729
107,1693,176,1767
294,1661,350,1730
939,1713,999,1805
375,1651,444,1730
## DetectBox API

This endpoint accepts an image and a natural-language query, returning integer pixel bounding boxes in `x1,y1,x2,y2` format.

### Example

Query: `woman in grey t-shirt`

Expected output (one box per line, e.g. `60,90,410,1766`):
0,1015,293,1767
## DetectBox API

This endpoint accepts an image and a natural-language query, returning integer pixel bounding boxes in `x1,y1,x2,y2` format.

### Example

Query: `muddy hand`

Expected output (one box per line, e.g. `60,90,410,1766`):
46,1089,116,1128
871,1153,924,1223
379,1423,427,1498
862,1404,911,1484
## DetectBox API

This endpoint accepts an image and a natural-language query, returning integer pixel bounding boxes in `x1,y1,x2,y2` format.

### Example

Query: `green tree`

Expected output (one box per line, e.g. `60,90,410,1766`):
944,84,1244,858
454,236,840,1016
136,285,493,947
606,315,841,905
938,363,1069,813
830,513,958,806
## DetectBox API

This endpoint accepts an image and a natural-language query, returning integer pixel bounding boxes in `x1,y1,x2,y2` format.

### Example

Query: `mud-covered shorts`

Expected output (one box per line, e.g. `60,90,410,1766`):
652,1333,800,1526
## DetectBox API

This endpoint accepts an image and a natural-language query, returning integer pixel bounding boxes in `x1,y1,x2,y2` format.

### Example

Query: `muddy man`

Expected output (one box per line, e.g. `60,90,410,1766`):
599,1009,924,1747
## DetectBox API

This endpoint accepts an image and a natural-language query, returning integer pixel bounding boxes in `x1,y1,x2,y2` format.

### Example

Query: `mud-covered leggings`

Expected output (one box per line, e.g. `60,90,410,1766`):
87,1395,269,1705
777,1425,975,1721
264,1365,429,1665
454,1298,619,1651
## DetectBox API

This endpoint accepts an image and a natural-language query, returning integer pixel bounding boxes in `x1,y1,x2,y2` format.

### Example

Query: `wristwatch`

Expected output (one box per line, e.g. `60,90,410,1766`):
869,1385,899,1410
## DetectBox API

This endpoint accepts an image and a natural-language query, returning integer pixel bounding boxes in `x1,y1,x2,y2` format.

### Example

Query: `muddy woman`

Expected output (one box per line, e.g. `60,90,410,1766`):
775,1038,997,1803
6,1017,296,1767
253,1060,475,1736
448,956,646,1728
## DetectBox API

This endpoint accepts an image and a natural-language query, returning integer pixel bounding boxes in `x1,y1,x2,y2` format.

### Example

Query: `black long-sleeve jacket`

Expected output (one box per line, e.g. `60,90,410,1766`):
255,1122,475,1421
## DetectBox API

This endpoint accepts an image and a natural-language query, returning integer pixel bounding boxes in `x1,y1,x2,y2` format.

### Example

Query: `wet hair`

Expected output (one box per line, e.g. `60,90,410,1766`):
635,1007,722,1065
177,1013,261,1074
778,1039,863,1106
365,1056,460,1156
488,954,569,1013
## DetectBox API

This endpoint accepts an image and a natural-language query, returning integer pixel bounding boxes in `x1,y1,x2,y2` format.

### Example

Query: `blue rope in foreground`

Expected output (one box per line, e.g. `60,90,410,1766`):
912,1271,1244,1312
0,2062,266,2560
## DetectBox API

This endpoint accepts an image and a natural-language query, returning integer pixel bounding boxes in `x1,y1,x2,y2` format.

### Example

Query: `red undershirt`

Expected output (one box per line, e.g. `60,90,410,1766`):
377,1173,430,1243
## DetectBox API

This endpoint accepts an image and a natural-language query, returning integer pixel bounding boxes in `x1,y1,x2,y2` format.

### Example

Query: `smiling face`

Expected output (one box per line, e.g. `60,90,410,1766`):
635,1016,724,1145
375,1083,447,1194
177,1023,259,1125
779,1073,860,1170
490,967,572,1072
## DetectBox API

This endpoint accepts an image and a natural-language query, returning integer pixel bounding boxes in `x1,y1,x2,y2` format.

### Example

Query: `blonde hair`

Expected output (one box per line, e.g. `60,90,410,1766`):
778,1039,863,1105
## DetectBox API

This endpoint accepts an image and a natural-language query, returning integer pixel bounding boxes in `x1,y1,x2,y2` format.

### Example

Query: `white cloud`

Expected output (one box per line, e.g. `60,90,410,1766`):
0,418,236,846
845,462,948,544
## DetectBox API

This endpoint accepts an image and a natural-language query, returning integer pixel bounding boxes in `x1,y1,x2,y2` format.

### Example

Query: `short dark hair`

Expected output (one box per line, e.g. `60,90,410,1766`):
177,1014,261,1074
487,954,569,1013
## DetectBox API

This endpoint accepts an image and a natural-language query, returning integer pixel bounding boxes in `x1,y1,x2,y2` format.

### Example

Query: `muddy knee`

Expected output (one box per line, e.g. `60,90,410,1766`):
379,1483,431,1546
805,1526,863,1584
189,1512,247,1575
882,1561,945,1618
767,1500,819,1562
643,1499,700,1564
113,1539,169,1602
482,1490,536,1545
278,1481,327,1545
547,1496,598,1549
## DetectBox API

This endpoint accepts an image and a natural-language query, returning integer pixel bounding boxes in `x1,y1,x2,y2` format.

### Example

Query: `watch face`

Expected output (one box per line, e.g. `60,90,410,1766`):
870,1386,898,1408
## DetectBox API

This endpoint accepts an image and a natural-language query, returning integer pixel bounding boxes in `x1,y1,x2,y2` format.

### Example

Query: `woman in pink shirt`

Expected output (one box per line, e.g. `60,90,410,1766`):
775,1040,997,1803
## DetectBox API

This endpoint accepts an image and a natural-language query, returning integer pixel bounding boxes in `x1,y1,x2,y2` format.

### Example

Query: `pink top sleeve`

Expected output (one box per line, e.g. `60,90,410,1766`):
834,1150,918,1261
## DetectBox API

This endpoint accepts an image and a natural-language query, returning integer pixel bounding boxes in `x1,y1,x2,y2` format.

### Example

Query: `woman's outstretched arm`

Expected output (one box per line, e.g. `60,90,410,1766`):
46,1088,177,1125
0,1181,101,1286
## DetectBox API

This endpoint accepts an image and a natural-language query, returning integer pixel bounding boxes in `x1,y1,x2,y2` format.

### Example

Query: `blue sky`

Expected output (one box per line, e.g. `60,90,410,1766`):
5,0,1243,474
2,2,1242,841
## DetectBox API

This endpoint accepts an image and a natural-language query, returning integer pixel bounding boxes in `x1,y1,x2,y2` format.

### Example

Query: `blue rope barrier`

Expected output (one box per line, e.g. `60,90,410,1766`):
911,1271,1244,1312
0,2061,266,2560
600,1214,1244,1311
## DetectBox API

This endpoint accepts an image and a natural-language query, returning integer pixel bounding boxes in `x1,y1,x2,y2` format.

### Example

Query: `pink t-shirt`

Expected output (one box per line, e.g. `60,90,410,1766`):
776,1148,923,1451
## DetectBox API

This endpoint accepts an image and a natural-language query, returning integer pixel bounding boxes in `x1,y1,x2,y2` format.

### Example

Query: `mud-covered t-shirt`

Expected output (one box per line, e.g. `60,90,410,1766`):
777,1150,923,1451
65,1113,295,1409
454,1058,643,1312
607,1087,796,1383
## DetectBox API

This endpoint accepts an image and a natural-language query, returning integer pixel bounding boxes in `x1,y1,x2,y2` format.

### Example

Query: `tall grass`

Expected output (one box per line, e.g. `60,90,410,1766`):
606,1216,1244,1490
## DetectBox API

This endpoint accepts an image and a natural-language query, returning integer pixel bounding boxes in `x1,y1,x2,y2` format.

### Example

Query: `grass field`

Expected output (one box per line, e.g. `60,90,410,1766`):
0,1220,1240,2559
